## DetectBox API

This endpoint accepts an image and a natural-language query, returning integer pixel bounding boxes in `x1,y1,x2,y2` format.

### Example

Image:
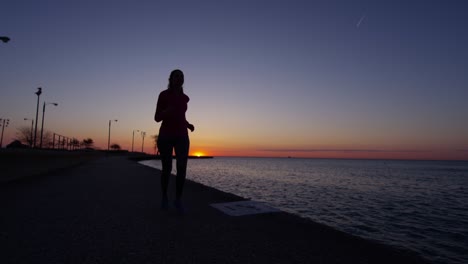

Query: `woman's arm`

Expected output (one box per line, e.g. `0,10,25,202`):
186,121,195,132
154,93,166,122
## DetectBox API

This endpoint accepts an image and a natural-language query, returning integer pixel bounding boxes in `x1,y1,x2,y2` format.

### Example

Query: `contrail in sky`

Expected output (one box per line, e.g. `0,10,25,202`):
356,15,366,28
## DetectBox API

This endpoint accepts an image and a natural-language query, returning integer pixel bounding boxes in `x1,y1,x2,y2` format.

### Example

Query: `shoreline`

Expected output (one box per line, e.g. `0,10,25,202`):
138,157,430,263
137,157,431,263
136,157,446,259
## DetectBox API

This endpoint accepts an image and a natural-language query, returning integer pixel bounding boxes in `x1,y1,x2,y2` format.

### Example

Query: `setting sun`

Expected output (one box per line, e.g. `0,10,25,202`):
193,152,204,157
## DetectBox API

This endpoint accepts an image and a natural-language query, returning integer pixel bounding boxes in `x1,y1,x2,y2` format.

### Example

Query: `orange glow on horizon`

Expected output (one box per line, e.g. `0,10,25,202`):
192,151,205,157
188,145,468,161
3,129,464,161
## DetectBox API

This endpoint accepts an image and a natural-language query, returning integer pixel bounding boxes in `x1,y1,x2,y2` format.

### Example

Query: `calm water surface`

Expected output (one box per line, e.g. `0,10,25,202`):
140,158,468,264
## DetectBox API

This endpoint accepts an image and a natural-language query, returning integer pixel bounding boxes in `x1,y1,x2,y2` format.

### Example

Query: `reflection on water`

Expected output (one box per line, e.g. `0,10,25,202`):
140,158,468,264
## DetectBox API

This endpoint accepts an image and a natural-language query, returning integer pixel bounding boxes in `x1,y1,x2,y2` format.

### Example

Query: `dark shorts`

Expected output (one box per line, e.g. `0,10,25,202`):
157,135,190,159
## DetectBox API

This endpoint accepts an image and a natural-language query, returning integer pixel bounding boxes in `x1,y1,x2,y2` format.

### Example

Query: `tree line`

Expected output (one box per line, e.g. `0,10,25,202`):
15,125,159,153
15,125,95,149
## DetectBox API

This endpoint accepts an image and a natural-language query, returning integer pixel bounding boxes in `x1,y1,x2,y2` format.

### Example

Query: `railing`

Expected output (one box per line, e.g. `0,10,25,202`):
52,133,80,150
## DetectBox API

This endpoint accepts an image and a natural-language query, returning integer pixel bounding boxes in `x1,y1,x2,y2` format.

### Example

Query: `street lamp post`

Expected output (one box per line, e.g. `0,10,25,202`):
0,118,10,148
108,119,118,151
0,36,10,43
141,131,146,153
40,102,58,148
33,87,42,148
132,129,140,152
24,118,34,147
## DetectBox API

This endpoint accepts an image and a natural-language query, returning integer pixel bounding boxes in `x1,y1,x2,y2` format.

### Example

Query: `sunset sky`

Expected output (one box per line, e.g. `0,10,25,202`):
1,0,467,160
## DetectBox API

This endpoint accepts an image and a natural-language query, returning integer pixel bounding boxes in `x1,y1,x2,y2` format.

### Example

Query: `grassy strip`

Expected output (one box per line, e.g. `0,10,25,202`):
0,149,103,183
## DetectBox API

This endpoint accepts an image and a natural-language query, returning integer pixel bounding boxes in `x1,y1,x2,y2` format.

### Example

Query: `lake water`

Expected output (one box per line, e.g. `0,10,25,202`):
139,157,468,264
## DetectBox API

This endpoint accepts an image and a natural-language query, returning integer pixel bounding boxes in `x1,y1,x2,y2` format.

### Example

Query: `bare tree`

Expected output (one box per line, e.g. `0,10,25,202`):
82,138,94,149
110,143,121,151
71,138,80,150
15,126,33,146
41,131,53,148
151,134,159,155
15,127,52,148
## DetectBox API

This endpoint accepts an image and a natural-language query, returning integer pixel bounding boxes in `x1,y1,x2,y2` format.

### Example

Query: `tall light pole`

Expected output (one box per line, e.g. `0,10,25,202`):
132,129,140,152
40,102,58,148
33,87,42,148
0,118,10,148
24,118,34,147
108,119,118,151
141,131,146,153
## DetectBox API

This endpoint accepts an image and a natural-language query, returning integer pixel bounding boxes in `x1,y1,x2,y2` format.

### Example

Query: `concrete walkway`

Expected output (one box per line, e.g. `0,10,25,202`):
0,156,429,263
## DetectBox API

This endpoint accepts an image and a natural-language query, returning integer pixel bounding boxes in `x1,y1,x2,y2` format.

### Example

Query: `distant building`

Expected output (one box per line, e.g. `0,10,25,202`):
6,140,29,149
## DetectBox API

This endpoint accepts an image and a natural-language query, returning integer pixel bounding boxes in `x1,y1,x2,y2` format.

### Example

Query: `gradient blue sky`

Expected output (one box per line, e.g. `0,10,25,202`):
1,0,467,159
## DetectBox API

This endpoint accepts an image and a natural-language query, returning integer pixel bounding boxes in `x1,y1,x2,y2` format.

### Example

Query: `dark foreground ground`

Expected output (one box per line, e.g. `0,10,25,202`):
0,152,430,263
